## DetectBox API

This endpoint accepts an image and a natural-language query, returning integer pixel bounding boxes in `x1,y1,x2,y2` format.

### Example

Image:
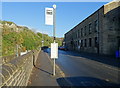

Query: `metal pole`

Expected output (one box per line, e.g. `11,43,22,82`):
53,4,56,76
53,4,56,42
53,58,55,76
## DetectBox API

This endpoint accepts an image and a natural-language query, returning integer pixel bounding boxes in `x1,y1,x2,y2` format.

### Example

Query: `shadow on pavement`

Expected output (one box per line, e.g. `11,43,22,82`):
32,51,52,75
34,65,53,75
57,76,120,87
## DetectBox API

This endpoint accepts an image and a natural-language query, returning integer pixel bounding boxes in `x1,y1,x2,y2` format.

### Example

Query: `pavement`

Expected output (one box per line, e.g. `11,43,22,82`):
27,50,64,86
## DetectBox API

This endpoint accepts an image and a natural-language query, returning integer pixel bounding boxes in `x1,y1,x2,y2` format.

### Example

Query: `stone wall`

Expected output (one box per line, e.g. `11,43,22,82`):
0,50,40,87
65,7,102,54
2,55,16,64
64,1,120,56
101,1,120,55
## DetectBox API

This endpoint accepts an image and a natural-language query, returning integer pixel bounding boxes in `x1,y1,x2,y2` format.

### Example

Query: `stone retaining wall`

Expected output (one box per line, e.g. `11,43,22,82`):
0,50,40,87
2,55,16,64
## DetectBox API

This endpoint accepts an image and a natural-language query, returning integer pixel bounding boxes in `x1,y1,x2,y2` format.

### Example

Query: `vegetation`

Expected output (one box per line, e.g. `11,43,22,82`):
1,21,63,56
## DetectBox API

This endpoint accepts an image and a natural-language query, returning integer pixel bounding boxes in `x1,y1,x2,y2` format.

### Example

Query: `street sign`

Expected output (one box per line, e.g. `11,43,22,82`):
51,43,58,59
45,8,53,25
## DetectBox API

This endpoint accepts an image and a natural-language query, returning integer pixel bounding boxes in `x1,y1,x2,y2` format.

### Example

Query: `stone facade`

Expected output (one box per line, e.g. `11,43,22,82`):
64,1,120,55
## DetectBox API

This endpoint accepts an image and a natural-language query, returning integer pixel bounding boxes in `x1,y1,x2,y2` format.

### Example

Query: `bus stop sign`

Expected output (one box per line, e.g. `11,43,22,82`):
51,43,58,59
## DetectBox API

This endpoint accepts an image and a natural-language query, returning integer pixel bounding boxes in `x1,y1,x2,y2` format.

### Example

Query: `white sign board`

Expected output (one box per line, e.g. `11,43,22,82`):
51,43,58,59
45,8,53,25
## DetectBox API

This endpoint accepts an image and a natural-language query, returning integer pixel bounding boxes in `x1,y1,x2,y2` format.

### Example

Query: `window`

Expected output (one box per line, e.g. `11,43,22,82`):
75,32,76,38
81,28,83,37
76,32,78,38
74,32,75,39
84,26,86,36
78,30,80,38
84,39,87,47
89,23,92,34
95,37,98,47
94,20,98,32
89,38,92,47
113,17,115,22
78,40,79,46
81,40,83,47
76,32,77,38
83,29,84,36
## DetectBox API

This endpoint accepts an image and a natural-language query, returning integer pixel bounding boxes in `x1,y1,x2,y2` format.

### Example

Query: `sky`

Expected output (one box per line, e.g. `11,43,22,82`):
2,2,108,37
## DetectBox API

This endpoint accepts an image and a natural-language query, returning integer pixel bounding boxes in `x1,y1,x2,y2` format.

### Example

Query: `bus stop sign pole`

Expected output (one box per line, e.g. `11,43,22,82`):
53,4,56,76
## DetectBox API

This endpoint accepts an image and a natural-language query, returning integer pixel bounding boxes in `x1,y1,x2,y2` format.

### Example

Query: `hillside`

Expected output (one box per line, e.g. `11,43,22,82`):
1,20,63,56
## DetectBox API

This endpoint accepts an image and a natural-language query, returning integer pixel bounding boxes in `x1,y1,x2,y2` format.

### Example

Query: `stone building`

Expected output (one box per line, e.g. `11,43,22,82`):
64,1,120,55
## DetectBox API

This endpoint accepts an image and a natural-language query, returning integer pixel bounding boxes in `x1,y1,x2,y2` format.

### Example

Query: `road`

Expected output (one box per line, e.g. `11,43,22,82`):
44,48,120,87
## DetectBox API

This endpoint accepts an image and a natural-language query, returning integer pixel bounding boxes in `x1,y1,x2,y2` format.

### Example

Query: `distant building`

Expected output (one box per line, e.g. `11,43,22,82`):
64,1,120,56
